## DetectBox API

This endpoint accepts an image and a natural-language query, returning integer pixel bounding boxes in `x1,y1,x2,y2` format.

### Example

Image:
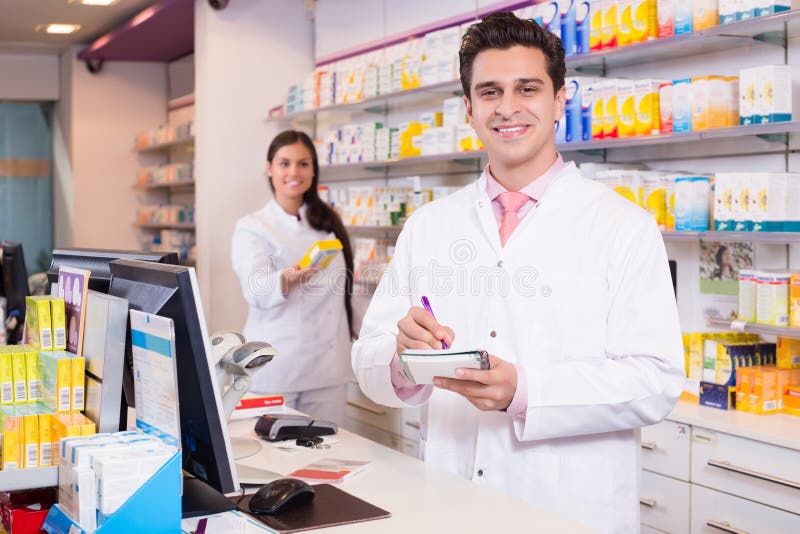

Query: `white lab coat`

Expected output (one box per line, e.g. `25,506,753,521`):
352,162,684,534
231,200,353,394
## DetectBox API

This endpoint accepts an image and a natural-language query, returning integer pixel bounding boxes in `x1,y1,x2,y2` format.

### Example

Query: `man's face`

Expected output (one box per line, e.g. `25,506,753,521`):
465,45,565,168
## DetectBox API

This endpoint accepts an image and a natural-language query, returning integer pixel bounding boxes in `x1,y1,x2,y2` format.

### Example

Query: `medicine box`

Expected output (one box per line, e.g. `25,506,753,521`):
616,79,636,137
616,0,633,47
693,0,719,31
674,0,693,34
672,79,692,133
299,239,343,270
756,65,792,124
739,67,758,125
657,0,674,38
631,0,657,43
700,381,735,410
26,296,54,351
38,350,73,413
634,79,664,136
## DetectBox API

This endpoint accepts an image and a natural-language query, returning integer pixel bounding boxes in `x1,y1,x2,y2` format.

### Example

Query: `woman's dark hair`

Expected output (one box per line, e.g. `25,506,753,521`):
459,11,566,99
716,245,729,267
267,130,356,339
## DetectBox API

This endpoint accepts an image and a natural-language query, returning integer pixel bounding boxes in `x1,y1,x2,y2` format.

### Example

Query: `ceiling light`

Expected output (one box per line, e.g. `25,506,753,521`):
37,24,82,34
72,0,118,5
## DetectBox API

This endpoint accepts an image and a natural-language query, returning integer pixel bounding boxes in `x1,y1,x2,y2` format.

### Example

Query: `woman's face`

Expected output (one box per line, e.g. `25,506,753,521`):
267,142,314,201
722,249,732,267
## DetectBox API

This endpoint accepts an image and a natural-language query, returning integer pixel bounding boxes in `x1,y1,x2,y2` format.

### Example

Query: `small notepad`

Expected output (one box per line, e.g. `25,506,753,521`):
399,349,490,384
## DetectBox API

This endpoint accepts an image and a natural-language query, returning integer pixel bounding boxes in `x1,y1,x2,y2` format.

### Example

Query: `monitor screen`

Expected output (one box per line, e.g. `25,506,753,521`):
0,241,29,344
107,259,238,516
47,248,179,293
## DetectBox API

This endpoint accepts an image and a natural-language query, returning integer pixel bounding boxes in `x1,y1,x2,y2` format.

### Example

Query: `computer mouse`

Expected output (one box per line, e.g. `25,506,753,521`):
248,478,315,515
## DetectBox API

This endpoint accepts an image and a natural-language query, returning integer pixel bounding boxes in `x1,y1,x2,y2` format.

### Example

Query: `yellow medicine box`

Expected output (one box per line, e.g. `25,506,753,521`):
0,351,12,405
39,413,53,467
71,355,86,412
38,350,73,413
1,413,22,470
777,337,800,369
25,350,41,402
11,351,27,403
23,413,39,469
299,239,343,270
26,296,54,351
50,298,67,351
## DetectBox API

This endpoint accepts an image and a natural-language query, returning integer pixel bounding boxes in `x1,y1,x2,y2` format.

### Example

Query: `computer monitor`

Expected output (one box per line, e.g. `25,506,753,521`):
47,248,179,293
0,241,29,344
107,259,238,518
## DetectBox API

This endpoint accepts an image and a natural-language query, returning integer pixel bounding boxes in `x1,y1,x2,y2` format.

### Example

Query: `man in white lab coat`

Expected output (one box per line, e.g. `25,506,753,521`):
352,12,684,533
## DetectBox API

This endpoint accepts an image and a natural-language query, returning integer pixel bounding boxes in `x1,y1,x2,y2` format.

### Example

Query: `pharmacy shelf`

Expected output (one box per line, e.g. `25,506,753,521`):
707,318,800,339
319,122,800,180
570,10,800,74
662,231,800,243
134,222,195,231
268,79,464,124
134,181,195,191
269,11,800,123
668,401,800,452
345,225,404,238
134,136,194,153
561,121,800,153
0,466,58,492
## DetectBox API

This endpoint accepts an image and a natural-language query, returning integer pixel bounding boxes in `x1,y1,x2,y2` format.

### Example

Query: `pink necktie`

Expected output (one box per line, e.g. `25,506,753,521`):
497,191,531,247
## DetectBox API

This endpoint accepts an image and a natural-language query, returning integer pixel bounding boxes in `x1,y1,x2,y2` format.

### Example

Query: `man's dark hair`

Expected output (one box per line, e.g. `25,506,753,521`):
459,12,566,99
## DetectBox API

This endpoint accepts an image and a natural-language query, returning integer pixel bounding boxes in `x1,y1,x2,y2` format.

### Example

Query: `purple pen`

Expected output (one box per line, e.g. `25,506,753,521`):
420,295,448,349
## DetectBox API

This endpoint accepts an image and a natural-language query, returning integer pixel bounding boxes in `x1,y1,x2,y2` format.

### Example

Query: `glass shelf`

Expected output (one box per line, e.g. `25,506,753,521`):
134,136,194,153
662,231,800,244
134,223,196,231
571,10,800,73
319,122,800,180
708,318,800,339
268,80,463,124
0,466,57,492
134,181,195,191
268,11,800,123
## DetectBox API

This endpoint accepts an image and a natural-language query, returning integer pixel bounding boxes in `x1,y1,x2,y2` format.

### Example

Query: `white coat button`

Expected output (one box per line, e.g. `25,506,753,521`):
477,469,484,477
497,260,503,268
478,202,484,208
489,331,496,338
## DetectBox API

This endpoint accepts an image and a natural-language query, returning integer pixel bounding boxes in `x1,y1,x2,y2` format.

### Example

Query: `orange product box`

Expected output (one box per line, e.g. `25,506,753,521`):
777,368,792,409
784,385,800,414
736,365,756,412
790,274,800,327
750,367,778,414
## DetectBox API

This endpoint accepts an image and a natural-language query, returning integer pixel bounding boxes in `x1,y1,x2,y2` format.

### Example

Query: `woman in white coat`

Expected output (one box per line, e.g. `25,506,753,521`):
231,130,354,424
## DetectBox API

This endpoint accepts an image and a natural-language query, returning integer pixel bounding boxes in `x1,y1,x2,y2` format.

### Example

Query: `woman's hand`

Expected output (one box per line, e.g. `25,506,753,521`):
280,263,320,296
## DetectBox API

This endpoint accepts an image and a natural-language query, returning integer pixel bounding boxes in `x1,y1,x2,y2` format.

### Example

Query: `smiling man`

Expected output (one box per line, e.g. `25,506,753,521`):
352,12,684,533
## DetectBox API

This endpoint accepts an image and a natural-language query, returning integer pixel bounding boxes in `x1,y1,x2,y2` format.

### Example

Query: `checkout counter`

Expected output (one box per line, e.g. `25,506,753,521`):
182,416,600,533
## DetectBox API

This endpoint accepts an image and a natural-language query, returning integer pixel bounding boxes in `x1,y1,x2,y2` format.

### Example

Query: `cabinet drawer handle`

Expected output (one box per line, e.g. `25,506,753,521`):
707,459,800,491
405,420,421,430
706,520,750,534
639,498,656,508
640,441,657,451
346,400,386,416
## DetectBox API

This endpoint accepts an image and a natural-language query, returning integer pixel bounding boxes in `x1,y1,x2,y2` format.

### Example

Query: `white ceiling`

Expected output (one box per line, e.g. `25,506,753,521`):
0,0,159,53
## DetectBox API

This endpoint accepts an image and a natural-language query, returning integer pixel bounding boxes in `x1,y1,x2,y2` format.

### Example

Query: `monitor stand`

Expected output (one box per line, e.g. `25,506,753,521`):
181,477,237,518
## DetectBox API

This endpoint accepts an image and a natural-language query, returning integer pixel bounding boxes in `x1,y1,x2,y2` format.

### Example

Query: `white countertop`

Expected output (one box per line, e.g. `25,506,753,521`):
226,417,598,533
668,401,800,451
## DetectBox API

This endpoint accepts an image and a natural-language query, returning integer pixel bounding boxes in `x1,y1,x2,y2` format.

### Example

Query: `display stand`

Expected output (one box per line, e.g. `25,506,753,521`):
41,452,181,534
41,310,185,533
